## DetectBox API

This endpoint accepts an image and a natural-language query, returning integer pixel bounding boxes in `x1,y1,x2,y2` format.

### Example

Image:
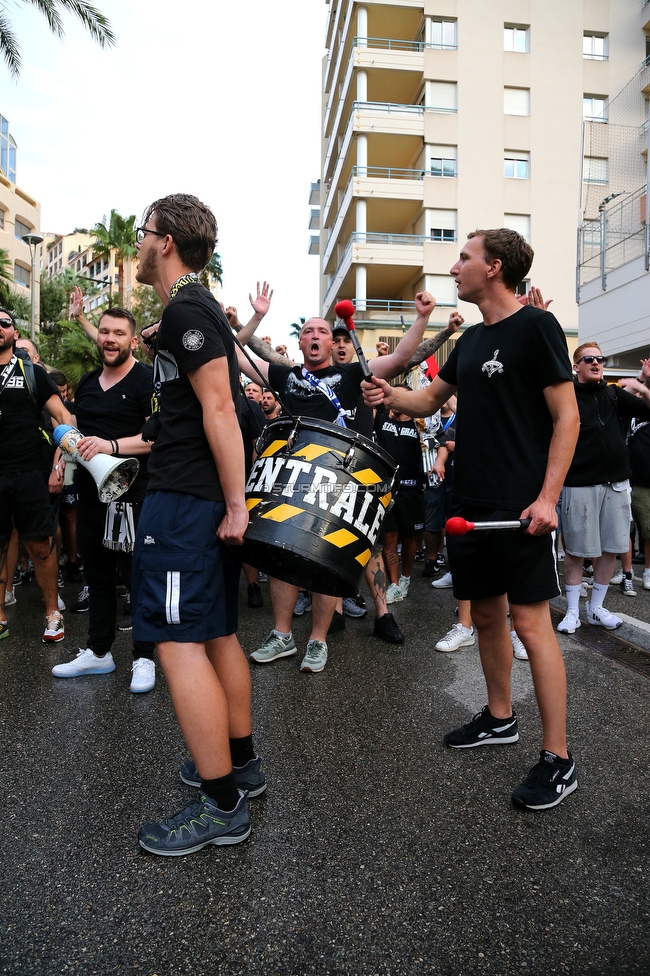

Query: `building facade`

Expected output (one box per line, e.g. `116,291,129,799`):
314,0,642,359
0,113,41,315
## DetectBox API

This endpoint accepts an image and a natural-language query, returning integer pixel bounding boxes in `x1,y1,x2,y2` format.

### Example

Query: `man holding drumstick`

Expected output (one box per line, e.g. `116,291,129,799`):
363,229,580,811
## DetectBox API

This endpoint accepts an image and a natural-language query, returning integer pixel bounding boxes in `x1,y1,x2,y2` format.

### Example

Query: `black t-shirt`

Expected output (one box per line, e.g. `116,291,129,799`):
239,395,267,476
74,360,153,504
268,362,365,426
374,408,424,484
437,305,573,509
1,357,59,474
148,283,241,502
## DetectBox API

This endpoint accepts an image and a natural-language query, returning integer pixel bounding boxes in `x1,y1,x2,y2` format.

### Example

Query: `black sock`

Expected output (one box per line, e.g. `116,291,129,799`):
230,734,255,768
200,772,239,811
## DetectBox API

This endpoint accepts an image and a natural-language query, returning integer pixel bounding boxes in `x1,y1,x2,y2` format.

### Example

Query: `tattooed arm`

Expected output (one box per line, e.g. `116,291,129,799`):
404,311,464,370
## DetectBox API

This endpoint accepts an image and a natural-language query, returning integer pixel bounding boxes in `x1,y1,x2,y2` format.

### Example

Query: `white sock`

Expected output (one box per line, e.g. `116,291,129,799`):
565,584,582,612
591,582,609,607
273,629,291,639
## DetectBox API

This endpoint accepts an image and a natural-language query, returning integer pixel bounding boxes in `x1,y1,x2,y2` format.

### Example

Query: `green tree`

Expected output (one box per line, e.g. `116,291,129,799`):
0,248,12,306
199,252,223,291
289,316,306,339
7,291,30,328
48,322,100,386
131,285,164,329
92,209,137,307
1,1,115,79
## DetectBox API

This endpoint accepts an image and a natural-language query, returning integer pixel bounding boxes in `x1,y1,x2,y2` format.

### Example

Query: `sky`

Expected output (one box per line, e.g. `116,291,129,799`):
2,0,328,355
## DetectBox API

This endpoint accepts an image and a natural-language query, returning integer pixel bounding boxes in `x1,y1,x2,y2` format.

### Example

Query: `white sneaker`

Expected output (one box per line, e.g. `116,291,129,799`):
557,608,581,634
386,582,403,604
398,575,410,598
644,569,650,591
4,590,16,607
610,569,623,585
435,623,475,653
52,647,116,677
579,583,588,598
57,594,66,611
130,657,156,693
432,571,453,589
586,603,622,630
510,630,529,660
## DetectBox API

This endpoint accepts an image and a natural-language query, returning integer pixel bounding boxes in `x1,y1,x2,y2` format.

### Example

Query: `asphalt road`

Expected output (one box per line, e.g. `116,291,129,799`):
1,562,649,976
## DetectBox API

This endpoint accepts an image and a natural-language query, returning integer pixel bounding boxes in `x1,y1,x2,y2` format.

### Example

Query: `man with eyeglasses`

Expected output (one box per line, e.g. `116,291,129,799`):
130,194,262,856
0,308,71,643
557,342,650,635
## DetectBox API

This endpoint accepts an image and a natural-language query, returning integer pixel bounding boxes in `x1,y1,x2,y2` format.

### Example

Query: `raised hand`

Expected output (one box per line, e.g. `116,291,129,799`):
414,290,436,317
249,281,273,319
448,311,464,332
69,285,84,319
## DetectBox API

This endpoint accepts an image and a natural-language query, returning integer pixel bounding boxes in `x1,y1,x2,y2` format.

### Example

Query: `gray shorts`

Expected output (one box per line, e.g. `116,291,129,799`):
562,484,631,558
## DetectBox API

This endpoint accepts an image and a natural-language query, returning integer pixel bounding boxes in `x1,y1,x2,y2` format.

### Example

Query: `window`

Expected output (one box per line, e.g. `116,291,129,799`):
504,25,529,53
583,33,608,60
583,157,608,184
504,214,531,241
583,95,608,122
504,152,530,179
515,280,530,297
582,220,601,246
426,81,457,112
429,19,457,49
429,144,457,177
0,209,4,230
15,217,31,240
504,87,530,116
13,263,30,287
0,115,16,183
426,274,456,307
428,209,457,242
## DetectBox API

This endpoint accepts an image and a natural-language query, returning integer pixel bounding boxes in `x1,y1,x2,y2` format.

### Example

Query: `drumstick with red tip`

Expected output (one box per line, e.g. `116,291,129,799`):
335,299,372,380
446,516,532,536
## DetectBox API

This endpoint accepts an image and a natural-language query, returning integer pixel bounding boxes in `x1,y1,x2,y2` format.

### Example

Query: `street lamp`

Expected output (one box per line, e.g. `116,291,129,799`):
22,233,43,343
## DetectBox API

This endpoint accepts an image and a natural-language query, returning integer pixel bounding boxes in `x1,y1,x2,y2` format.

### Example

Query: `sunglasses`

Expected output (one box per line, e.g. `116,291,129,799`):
577,355,605,365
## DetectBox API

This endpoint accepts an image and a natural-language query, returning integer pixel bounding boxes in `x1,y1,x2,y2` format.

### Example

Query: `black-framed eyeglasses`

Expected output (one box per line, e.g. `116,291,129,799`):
136,226,166,244
577,355,605,365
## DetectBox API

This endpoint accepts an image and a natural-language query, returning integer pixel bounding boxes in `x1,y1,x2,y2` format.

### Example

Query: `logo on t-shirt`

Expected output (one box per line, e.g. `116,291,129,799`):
182,330,204,351
481,349,504,378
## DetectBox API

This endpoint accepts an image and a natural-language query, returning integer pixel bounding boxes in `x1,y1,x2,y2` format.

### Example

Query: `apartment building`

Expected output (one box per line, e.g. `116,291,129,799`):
577,3,650,372
314,0,642,359
0,112,41,310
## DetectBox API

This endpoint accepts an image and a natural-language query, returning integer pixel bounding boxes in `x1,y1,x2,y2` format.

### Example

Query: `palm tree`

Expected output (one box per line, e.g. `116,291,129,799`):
1,1,115,79
199,252,223,291
0,248,12,306
92,210,137,307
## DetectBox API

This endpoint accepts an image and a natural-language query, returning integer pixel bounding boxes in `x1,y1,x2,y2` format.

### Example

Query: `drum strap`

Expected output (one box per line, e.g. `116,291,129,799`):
300,368,348,428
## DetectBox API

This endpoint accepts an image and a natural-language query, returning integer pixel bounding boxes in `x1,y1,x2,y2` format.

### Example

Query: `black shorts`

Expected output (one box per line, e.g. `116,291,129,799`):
0,469,56,542
382,486,425,536
446,505,559,604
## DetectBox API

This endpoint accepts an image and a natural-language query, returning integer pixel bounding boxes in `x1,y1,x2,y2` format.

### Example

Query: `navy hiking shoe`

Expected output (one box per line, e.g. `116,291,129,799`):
138,791,250,856
180,755,266,797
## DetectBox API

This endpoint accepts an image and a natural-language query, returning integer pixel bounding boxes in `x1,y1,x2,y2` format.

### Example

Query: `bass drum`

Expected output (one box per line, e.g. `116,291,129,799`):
241,416,398,597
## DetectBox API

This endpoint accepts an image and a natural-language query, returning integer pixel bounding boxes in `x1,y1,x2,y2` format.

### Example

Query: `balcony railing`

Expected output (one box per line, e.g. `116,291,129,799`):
351,232,429,246
353,36,457,52
353,100,457,116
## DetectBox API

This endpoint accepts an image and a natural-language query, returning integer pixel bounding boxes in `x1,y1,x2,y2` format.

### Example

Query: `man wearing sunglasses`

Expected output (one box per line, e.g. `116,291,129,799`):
558,342,650,635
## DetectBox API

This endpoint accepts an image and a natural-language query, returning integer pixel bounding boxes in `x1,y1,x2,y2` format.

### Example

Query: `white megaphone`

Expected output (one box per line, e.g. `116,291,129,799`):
53,424,139,504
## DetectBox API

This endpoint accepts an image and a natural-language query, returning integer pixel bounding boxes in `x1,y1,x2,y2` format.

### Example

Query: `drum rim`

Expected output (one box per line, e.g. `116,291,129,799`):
258,414,398,470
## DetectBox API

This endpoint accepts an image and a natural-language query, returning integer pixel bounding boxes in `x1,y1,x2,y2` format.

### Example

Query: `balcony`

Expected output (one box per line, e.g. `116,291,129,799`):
323,231,427,313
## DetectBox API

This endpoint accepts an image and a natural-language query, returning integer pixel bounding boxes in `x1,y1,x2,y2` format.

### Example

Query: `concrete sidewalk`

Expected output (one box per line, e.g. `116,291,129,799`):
0,569,648,975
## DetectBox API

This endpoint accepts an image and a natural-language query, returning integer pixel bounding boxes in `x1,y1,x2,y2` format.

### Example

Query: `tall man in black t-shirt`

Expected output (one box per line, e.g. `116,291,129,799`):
0,308,71,643
363,229,581,811
131,193,260,856
237,293,436,672
51,308,156,691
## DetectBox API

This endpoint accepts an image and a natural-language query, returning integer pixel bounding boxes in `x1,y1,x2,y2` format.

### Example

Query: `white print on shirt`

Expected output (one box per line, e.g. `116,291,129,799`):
481,349,504,378
380,421,418,438
182,330,204,351
4,376,24,388
284,370,356,419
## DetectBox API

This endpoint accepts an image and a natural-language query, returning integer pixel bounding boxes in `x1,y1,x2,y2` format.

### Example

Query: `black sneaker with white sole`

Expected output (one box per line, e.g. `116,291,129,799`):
444,705,519,748
511,750,578,810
